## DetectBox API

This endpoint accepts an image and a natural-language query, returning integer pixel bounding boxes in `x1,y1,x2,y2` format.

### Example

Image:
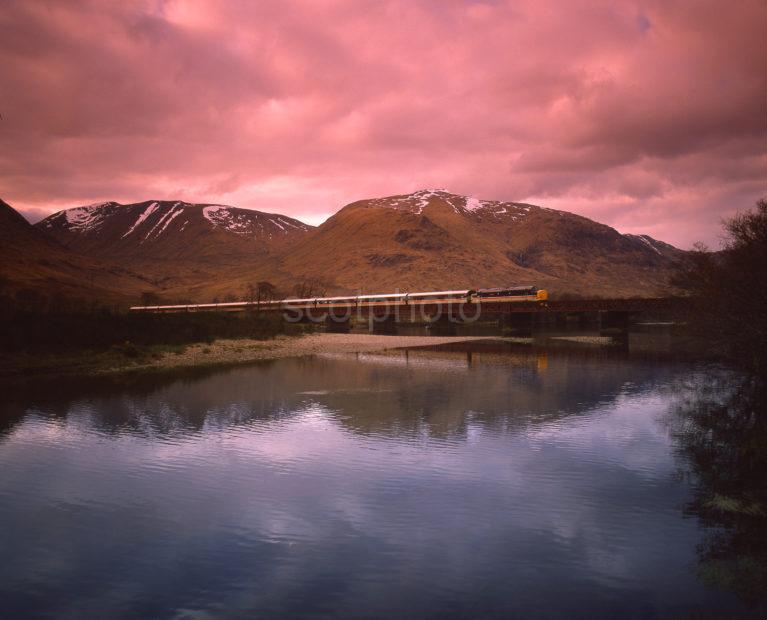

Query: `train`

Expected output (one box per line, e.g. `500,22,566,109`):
129,286,548,313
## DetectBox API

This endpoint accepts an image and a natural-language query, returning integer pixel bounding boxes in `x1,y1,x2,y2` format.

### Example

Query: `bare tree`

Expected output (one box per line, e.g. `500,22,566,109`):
244,283,256,304
256,281,278,303
677,198,767,374
293,278,326,298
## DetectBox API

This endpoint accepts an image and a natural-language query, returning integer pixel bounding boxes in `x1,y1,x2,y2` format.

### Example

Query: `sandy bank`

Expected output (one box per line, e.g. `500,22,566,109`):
152,333,614,370
3,333,620,383
140,333,499,371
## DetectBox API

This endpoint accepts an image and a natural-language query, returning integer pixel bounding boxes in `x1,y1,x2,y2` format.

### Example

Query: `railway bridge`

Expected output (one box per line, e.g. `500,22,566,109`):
130,289,689,333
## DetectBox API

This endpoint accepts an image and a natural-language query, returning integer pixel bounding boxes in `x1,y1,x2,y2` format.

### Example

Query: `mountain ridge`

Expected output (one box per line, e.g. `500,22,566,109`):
7,190,690,303
277,189,685,297
39,200,313,260
0,199,156,305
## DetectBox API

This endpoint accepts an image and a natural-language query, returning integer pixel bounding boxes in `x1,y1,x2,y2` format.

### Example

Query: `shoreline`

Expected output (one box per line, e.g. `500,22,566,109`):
0,332,626,385
0,334,506,384
137,333,506,368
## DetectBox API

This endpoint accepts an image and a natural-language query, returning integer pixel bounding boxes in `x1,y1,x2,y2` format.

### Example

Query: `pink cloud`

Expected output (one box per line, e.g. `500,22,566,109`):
1,0,765,247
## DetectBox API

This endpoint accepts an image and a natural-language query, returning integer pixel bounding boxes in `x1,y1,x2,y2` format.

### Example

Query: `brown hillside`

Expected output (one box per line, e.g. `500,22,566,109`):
21,190,687,303
0,199,155,305
279,189,686,298
39,200,312,260
37,200,314,302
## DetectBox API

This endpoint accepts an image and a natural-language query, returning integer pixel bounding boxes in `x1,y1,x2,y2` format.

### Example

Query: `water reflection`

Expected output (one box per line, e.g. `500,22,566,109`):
668,370,767,604
0,344,760,618
3,344,687,441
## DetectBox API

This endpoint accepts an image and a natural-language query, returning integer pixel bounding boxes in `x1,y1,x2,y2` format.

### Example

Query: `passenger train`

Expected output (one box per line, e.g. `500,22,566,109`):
130,286,547,313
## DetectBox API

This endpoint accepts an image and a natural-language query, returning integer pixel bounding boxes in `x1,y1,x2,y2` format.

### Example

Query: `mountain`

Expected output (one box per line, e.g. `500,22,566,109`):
622,234,682,260
22,190,686,303
279,189,686,297
39,200,312,260
0,199,153,305
37,200,314,300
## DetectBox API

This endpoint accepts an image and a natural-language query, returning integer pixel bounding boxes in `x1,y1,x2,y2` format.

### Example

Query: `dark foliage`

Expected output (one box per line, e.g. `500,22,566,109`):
670,198,767,603
675,199,767,373
0,306,286,353
671,373,767,604
293,278,327,298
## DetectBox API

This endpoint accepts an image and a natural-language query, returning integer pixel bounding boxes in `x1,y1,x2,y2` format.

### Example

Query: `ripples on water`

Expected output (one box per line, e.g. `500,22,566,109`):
0,344,756,618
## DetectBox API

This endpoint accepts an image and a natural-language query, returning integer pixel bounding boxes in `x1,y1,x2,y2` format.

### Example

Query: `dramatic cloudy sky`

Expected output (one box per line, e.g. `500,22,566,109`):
1,0,765,247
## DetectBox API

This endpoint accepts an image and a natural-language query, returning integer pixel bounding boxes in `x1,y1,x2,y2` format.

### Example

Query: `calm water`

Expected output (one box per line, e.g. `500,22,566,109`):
0,343,758,618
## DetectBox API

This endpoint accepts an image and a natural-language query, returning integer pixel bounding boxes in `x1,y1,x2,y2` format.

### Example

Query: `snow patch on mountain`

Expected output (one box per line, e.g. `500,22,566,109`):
464,197,485,211
625,233,663,255
472,201,536,221
276,216,303,230
202,205,307,237
368,190,540,221
368,189,453,214
412,189,448,212
143,204,183,241
64,203,112,232
149,206,176,236
203,205,251,235
122,202,159,238
159,208,183,236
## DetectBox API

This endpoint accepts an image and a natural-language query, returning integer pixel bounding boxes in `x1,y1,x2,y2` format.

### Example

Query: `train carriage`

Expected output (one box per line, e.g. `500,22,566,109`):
130,286,548,313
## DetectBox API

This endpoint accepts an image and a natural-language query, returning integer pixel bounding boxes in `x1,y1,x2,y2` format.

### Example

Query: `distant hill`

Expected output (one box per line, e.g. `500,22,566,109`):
10,190,689,304
279,189,686,298
37,200,314,301
0,199,152,306
39,200,312,260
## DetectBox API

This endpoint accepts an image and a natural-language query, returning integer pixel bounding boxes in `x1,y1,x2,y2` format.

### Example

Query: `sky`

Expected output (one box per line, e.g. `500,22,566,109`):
1,0,766,248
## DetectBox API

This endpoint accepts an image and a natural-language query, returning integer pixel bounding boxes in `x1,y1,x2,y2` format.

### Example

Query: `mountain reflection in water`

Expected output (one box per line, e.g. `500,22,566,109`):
0,343,763,618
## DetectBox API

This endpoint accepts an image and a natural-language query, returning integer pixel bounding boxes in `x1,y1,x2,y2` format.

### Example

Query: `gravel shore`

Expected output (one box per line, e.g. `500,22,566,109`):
2,332,621,383
142,333,499,371
141,333,622,373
